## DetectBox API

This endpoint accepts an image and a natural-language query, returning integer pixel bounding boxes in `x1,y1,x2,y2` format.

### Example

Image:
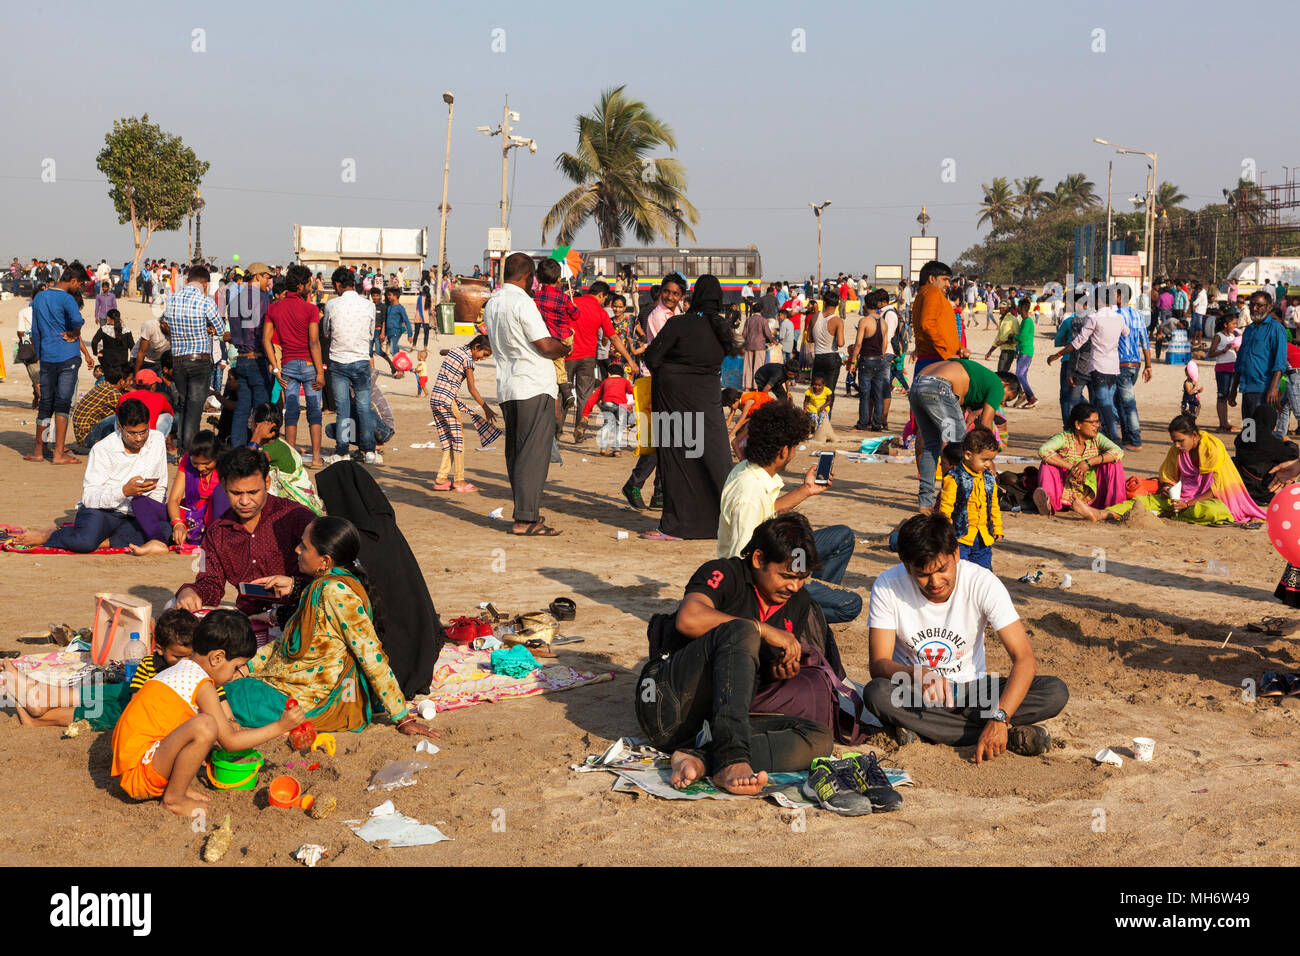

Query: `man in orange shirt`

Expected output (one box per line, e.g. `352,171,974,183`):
911,260,968,375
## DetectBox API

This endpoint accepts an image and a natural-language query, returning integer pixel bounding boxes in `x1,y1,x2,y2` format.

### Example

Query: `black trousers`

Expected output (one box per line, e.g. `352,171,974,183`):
635,619,832,774
501,392,555,524
864,673,1068,746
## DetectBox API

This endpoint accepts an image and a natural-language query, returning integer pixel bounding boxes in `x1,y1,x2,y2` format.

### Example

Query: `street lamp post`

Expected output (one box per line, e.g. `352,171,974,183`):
436,92,454,309
809,201,831,287
192,189,205,264
1094,138,1158,286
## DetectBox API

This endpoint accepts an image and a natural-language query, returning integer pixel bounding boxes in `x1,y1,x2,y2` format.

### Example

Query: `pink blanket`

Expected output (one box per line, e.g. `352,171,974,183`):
419,645,614,713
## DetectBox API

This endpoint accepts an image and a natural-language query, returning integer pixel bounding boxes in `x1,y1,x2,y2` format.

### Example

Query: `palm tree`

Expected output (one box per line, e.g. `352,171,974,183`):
977,177,1017,230
1014,175,1048,217
1224,176,1267,224
1055,172,1101,210
1134,181,1187,217
541,86,698,248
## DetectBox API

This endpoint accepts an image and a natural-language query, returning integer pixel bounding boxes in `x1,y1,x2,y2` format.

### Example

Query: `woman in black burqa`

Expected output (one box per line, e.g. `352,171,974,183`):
316,461,446,696
640,274,739,540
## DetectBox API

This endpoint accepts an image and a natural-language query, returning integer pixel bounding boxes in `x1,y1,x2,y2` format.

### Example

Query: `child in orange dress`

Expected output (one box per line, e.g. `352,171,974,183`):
111,609,308,816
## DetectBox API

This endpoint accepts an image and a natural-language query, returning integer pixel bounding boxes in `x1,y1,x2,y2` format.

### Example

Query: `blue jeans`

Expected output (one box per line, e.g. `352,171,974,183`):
1090,372,1121,444
597,401,631,451
232,354,273,447
329,360,376,454
38,356,81,419
1116,364,1142,446
1277,375,1300,438
959,539,994,570
45,507,150,552
854,356,890,428
805,524,862,624
282,358,322,427
910,375,966,508
1015,354,1035,402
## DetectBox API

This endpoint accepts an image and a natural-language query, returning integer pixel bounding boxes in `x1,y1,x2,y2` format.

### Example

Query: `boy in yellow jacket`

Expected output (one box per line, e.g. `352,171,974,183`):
938,426,1002,570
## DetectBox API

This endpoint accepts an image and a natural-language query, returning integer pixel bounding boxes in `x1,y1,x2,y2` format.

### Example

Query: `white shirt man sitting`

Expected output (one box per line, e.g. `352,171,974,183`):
863,513,1067,761
15,398,169,553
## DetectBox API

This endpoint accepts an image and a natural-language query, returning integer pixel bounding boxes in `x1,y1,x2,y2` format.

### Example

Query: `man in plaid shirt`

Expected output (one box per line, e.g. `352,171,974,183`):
163,263,227,449
533,258,578,436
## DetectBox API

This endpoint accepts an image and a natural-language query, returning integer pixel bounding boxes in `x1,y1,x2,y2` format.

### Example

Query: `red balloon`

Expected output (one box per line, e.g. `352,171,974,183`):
1267,485,1300,566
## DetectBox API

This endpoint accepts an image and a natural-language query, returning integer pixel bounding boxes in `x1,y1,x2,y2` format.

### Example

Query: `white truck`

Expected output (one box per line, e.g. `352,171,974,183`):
1223,257,1300,301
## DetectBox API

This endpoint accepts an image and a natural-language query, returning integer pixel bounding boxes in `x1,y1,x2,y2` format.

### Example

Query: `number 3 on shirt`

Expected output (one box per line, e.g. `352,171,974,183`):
706,570,724,590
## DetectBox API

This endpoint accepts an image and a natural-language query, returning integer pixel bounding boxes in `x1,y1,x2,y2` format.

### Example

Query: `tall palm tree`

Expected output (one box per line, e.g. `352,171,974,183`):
1014,175,1048,217
1134,181,1187,217
541,86,698,248
1056,172,1101,210
978,177,1017,230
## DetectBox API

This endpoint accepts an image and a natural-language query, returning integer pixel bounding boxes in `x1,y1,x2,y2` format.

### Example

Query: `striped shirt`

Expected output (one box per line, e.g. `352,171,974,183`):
130,652,227,699
162,283,223,355
430,345,472,409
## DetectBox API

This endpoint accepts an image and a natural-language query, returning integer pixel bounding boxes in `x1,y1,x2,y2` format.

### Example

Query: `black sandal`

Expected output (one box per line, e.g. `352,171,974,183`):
549,597,576,621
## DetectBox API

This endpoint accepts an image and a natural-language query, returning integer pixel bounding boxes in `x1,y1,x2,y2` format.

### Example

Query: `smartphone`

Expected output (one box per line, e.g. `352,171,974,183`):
814,451,835,485
237,582,276,598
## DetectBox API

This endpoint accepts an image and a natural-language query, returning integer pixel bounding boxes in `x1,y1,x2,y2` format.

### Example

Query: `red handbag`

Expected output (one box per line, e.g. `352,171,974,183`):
444,616,480,645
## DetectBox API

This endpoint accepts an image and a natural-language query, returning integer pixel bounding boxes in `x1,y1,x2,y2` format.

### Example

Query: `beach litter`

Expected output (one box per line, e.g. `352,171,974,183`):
350,807,452,848
366,759,431,792
293,844,328,867
1093,748,1123,768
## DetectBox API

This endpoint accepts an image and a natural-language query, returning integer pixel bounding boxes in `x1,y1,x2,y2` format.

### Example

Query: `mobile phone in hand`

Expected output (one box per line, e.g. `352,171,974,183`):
814,451,835,485
237,582,276,598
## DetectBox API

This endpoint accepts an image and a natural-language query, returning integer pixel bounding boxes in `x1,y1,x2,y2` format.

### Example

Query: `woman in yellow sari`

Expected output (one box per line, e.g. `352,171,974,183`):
223,516,438,737
1110,415,1267,525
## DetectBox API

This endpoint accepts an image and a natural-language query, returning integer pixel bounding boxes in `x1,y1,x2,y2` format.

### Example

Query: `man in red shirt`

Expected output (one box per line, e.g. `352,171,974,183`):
566,281,637,443
263,265,324,464
83,369,176,447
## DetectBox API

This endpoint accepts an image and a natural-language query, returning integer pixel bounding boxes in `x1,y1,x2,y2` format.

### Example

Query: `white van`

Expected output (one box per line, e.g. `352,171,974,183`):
1223,257,1300,301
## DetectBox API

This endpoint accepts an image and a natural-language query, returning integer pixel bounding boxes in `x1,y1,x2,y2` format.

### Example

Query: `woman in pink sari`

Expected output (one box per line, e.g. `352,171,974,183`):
1110,415,1267,525
1033,402,1126,520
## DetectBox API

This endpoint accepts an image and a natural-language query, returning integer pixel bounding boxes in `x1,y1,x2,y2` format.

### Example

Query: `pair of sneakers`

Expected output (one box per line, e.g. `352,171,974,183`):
620,481,663,510
802,751,903,816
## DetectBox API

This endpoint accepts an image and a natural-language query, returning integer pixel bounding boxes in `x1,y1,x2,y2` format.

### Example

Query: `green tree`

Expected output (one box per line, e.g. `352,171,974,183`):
1224,177,1267,224
977,177,1017,230
541,86,697,248
1134,181,1187,217
96,114,209,294
1014,175,1048,217
1056,172,1101,210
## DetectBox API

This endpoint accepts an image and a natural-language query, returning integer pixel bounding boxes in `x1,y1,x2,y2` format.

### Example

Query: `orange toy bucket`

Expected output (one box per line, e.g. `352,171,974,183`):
268,775,303,808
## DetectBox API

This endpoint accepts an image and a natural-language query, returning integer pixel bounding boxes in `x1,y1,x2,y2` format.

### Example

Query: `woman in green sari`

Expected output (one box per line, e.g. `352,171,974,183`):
224,515,437,738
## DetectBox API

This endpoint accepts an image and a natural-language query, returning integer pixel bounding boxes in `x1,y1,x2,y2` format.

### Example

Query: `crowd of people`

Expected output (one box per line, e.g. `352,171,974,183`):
9,246,1300,815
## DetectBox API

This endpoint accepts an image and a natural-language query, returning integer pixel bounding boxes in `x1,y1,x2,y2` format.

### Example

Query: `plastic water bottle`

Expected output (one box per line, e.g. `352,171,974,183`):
123,632,147,685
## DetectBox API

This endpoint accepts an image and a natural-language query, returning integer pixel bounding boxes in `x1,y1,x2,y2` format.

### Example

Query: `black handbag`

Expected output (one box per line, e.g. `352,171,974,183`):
16,339,36,365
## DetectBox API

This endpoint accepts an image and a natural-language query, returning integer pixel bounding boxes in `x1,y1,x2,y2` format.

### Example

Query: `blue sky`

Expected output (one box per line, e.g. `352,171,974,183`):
2,0,1293,279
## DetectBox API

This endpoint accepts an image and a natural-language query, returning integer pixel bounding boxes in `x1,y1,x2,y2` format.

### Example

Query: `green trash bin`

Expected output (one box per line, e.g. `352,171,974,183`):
436,301,456,335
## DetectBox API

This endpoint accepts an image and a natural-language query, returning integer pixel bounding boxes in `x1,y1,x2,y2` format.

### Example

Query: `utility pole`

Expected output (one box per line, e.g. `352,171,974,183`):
809,201,831,287
1104,160,1113,281
436,92,454,309
478,96,537,284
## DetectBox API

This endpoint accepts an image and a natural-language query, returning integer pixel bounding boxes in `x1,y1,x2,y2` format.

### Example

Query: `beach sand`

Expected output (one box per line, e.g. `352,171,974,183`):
1,293,1297,866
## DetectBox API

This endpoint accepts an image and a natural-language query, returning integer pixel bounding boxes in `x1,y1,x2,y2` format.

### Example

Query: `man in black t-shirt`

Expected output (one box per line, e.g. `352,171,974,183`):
637,514,836,795
753,359,798,401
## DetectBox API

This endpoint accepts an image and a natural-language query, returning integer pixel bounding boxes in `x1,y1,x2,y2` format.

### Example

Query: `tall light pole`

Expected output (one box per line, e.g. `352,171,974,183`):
1094,138,1158,285
1104,160,1113,280
435,91,454,308
809,201,831,287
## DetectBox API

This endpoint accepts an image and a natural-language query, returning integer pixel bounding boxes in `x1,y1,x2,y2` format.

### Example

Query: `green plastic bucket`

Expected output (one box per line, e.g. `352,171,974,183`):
206,748,264,791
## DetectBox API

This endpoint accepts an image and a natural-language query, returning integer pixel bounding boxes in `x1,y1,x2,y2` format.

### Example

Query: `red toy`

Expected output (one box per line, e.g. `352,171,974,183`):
285,698,317,752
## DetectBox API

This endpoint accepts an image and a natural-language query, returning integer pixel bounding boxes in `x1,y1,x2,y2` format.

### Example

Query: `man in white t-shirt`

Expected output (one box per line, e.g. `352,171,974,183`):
483,252,571,536
863,514,1068,761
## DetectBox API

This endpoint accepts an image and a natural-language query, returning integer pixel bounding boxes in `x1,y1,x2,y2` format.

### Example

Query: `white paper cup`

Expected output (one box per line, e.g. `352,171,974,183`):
418,699,437,720
1132,737,1155,761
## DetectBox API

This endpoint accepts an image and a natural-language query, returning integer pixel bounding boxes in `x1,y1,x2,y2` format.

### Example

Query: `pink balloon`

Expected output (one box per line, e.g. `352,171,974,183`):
1267,485,1300,566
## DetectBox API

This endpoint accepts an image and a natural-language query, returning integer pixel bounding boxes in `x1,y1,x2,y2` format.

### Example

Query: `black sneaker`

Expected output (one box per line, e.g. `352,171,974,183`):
802,759,873,816
621,481,646,510
843,751,903,812
886,723,920,746
1007,724,1051,756
650,490,664,509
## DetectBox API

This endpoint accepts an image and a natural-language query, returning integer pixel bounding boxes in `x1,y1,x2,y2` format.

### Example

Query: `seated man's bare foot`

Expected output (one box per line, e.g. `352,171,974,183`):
161,795,207,817
127,540,170,556
712,761,768,795
14,528,53,547
669,750,706,789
